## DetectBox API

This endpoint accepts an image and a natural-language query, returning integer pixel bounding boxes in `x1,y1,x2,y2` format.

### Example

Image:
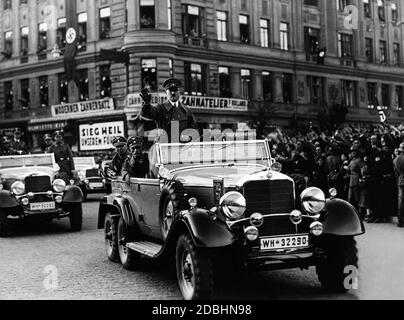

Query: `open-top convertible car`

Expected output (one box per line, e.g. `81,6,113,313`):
75,157,106,199
98,140,364,300
0,153,83,237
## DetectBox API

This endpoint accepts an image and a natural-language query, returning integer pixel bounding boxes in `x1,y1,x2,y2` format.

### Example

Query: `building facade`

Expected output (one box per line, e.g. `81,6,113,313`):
0,0,404,153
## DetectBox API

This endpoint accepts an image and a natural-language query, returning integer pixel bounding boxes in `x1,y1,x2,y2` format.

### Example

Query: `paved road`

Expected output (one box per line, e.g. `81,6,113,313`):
1,193,403,300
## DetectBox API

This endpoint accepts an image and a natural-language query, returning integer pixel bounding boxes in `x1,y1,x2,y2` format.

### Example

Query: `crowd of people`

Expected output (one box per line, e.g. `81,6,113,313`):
266,122,404,228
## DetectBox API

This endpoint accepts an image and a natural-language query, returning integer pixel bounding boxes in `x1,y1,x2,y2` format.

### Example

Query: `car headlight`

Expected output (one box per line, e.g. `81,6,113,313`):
220,191,246,221
271,162,282,172
300,187,326,214
11,181,25,196
53,179,66,192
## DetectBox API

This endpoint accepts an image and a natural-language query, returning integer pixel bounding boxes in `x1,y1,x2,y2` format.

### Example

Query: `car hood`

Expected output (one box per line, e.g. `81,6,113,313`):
0,166,54,181
172,165,293,188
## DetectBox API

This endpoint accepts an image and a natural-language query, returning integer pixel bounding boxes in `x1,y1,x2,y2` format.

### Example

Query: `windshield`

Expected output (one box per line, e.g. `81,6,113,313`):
0,154,54,170
159,141,270,170
74,157,96,170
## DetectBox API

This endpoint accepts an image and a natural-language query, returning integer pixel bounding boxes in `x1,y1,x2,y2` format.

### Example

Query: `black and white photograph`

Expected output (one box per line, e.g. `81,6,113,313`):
0,0,404,305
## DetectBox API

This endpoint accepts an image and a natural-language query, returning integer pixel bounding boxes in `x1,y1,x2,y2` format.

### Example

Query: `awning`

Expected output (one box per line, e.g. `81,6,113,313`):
29,109,126,124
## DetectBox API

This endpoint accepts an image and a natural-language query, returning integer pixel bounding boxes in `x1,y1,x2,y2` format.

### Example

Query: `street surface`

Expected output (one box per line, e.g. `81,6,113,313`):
1,193,403,300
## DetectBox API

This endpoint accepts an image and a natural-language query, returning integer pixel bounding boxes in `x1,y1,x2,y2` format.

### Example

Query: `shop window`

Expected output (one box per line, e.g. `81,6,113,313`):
141,58,157,91
338,33,353,59
182,5,205,38
219,66,231,98
2,31,13,59
140,0,155,29
282,73,293,104
184,62,206,96
20,27,29,62
4,81,14,111
59,74,68,103
100,7,111,39
241,69,251,100
280,22,289,51
56,18,66,52
260,19,270,48
39,76,49,108
78,13,87,52
20,79,30,110
217,11,228,41
100,65,112,98
37,22,47,60
78,69,89,101
239,15,250,44
262,71,272,102
304,27,320,61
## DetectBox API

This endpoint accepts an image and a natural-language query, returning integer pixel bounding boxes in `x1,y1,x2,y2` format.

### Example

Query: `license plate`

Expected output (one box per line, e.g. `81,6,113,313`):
89,182,104,189
30,202,56,211
260,234,309,251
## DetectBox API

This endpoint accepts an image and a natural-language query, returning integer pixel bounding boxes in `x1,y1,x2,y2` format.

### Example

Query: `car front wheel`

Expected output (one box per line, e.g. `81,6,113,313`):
176,234,213,300
316,235,358,292
104,212,119,262
0,210,9,238
69,203,83,232
117,216,140,270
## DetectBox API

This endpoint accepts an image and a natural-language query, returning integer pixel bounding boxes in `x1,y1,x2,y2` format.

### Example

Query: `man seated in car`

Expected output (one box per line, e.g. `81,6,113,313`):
122,136,150,184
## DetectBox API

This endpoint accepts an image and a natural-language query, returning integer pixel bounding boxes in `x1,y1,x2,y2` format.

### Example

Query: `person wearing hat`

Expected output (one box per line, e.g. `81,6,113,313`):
393,142,404,227
0,136,14,156
10,129,28,155
48,131,75,184
42,133,54,153
348,145,363,211
121,136,150,183
110,136,129,176
139,78,198,142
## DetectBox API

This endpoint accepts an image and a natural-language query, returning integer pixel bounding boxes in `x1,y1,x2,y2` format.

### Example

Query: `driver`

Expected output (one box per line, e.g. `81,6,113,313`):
122,136,150,184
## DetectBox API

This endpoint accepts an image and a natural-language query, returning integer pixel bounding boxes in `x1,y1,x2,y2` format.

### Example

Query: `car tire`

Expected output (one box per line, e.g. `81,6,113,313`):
176,234,213,300
117,216,140,270
105,213,120,263
0,210,9,238
160,181,187,240
69,203,83,232
316,235,358,292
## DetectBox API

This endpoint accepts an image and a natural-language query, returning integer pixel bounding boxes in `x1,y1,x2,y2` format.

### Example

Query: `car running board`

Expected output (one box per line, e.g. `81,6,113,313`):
126,241,163,258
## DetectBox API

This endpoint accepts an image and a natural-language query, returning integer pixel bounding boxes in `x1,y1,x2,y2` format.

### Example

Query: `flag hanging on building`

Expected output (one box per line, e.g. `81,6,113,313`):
64,0,78,81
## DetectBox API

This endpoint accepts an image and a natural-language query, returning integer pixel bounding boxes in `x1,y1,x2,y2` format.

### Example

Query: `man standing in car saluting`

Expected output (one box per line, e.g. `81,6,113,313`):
48,131,76,184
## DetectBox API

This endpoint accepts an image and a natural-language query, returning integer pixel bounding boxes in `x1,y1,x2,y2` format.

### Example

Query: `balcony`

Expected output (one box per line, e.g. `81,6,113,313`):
182,35,207,48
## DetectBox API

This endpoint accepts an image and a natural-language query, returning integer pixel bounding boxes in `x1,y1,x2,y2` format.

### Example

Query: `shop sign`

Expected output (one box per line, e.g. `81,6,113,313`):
51,98,114,117
127,94,248,112
28,121,68,133
79,121,125,151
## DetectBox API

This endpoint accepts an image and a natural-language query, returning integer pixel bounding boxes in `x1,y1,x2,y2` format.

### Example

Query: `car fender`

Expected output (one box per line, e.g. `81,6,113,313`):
175,208,235,248
113,197,137,229
97,196,122,229
323,198,365,236
63,185,84,203
0,190,19,208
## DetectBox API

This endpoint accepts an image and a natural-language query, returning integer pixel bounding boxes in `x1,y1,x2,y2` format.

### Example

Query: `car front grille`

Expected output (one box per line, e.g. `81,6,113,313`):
86,169,99,178
24,176,52,193
88,177,102,183
243,180,295,216
31,194,54,203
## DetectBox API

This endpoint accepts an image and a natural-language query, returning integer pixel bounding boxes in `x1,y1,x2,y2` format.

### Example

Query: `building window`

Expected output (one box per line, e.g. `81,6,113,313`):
182,5,204,38
365,38,373,63
341,80,355,107
282,73,293,104
78,69,89,101
56,18,66,52
379,40,387,64
38,22,47,59
367,82,377,106
169,59,174,78
4,81,13,111
280,22,289,51
78,13,87,52
304,0,319,6
363,0,371,18
219,66,231,98
59,75,68,103
141,58,157,91
39,76,48,108
304,27,320,61
262,71,272,102
392,3,398,23
337,0,349,12
378,0,385,22
20,27,29,59
167,0,172,30
307,76,321,105
184,62,206,96
239,15,250,44
393,43,400,66
241,69,251,99
99,7,111,39
20,79,30,110
216,11,228,41
3,31,13,59
3,0,11,10
381,84,389,108
20,0,27,4
260,19,270,48
100,65,111,98
338,33,353,59
140,0,155,29
395,85,403,110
